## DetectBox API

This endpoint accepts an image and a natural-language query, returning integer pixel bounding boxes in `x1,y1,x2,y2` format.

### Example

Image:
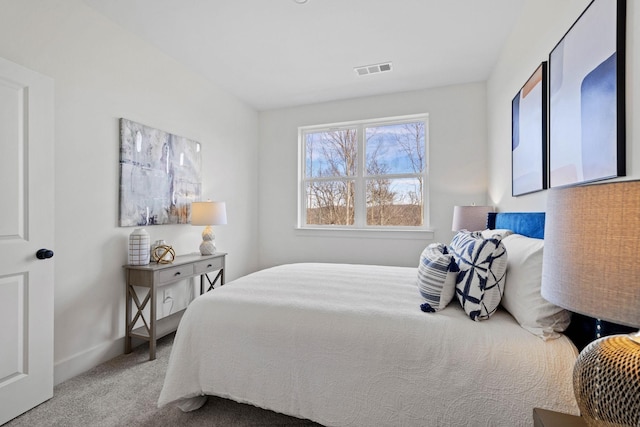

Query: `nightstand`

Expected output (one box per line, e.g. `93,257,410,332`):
533,408,586,427
123,252,226,360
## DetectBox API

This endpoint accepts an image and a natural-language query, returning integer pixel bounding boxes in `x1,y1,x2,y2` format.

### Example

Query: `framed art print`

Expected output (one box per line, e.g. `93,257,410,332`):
548,0,626,188
512,62,547,196
119,119,202,227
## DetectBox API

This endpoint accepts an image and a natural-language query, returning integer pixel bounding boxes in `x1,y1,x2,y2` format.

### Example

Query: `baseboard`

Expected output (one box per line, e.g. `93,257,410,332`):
54,337,126,386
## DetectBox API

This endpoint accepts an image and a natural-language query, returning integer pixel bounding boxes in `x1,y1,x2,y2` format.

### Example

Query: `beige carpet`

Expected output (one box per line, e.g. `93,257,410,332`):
5,334,321,426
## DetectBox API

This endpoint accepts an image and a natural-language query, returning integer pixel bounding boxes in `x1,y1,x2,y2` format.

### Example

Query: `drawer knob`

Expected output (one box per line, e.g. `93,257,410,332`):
174,271,181,276
207,264,213,268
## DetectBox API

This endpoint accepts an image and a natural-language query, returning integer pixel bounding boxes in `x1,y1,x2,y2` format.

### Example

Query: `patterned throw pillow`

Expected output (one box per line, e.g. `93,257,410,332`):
450,231,508,321
417,243,459,312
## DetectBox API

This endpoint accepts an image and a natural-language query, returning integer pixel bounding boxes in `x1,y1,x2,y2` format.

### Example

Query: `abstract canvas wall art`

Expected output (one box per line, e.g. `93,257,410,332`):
548,0,625,187
119,119,202,227
512,62,547,196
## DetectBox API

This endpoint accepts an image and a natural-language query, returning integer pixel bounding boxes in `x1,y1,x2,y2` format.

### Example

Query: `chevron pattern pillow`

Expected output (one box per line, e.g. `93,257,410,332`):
417,243,459,312
450,231,508,321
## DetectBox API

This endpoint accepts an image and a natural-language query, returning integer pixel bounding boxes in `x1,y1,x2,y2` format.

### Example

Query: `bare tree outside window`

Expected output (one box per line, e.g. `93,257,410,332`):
305,129,357,225
366,122,425,226
301,116,427,228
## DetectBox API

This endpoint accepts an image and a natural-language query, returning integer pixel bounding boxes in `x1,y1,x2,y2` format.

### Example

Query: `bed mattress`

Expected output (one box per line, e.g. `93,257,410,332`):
158,263,579,426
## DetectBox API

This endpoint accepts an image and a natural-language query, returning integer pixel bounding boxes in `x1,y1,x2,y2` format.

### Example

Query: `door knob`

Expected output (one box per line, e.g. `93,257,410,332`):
36,249,54,260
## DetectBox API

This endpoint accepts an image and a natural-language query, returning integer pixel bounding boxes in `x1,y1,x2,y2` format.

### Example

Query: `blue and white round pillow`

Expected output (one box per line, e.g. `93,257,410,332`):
449,231,508,321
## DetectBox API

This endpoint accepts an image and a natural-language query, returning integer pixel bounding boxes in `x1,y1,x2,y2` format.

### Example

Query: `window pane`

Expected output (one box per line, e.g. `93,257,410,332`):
305,180,354,225
366,177,423,226
305,129,357,178
365,122,425,175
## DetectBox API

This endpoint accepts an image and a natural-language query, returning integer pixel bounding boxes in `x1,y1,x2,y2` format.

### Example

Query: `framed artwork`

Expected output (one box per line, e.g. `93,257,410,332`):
548,0,626,188
512,62,547,196
119,118,202,227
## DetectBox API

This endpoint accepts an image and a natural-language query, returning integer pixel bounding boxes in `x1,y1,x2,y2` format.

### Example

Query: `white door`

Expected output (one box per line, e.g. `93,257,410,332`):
0,56,55,425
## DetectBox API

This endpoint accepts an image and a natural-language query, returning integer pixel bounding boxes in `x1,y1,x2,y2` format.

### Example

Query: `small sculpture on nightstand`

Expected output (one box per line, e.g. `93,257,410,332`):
151,242,175,264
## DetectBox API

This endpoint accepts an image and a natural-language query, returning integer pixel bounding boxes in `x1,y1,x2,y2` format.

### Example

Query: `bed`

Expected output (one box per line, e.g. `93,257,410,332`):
158,212,581,426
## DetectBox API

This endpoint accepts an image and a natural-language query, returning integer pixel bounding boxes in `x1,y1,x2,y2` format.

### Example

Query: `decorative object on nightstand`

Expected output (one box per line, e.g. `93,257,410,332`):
151,241,175,264
151,239,164,256
128,228,150,265
541,180,640,427
191,201,227,255
451,205,494,231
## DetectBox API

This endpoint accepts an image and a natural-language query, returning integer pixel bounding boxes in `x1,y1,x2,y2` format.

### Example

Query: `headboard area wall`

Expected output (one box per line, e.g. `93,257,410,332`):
487,211,635,351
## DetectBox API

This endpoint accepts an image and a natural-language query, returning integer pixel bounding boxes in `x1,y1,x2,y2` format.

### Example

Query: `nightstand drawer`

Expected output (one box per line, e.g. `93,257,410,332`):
194,257,224,274
157,264,194,284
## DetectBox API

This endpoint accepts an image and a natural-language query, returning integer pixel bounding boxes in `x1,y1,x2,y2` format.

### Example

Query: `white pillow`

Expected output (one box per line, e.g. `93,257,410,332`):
450,231,508,321
501,234,571,340
417,243,459,312
481,228,513,239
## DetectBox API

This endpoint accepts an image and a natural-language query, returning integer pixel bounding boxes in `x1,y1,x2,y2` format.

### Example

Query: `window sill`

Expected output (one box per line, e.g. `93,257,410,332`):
295,227,435,240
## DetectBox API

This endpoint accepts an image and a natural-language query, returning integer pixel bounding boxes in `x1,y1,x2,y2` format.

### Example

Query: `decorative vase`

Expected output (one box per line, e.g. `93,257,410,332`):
151,239,165,259
128,228,150,265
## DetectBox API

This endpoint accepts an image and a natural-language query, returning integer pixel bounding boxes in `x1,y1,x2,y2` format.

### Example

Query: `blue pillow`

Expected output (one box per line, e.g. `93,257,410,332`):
417,243,459,312
450,231,508,321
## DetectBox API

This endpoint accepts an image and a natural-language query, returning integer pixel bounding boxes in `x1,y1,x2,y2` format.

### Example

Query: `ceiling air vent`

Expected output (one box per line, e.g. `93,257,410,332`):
354,62,393,76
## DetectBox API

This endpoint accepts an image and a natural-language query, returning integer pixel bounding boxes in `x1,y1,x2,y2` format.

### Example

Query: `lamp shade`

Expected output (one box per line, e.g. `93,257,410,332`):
541,181,640,328
541,181,640,427
451,205,494,232
191,201,227,226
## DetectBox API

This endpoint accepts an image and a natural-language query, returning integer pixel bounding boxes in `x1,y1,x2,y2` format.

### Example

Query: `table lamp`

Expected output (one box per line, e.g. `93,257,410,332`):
451,205,494,232
191,201,227,255
541,180,640,427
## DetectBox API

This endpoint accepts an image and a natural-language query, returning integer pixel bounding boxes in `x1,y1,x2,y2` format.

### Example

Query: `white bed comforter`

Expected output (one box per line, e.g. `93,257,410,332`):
158,263,579,426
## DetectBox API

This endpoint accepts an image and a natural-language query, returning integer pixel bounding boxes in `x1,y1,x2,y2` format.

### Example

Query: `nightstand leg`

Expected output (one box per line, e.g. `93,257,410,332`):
202,269,224,292
149,285,156,360
125,283,132,354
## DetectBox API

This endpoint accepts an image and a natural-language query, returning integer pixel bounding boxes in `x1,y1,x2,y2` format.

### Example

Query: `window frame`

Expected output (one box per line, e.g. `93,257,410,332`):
298,113,430,233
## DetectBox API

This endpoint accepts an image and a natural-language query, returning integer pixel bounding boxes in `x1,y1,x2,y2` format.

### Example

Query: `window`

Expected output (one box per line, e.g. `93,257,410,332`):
299,114,428,230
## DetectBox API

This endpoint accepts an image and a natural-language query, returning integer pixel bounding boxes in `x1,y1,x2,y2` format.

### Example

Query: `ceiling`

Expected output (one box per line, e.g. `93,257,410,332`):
83,0,525,111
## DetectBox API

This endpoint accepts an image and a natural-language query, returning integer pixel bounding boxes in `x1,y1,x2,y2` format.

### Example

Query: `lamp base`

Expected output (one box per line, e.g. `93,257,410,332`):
199,240,216,255
573,331,640,427
199,226,216,255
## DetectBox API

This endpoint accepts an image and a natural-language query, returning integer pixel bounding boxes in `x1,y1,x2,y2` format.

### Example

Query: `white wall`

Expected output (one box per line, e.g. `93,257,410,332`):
258,83,489,269
0,0,259,384
487,0,640,210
